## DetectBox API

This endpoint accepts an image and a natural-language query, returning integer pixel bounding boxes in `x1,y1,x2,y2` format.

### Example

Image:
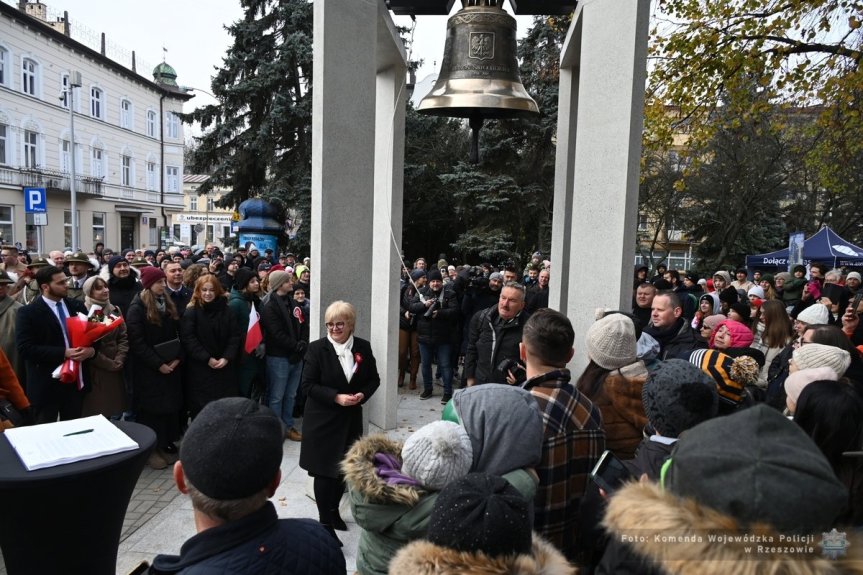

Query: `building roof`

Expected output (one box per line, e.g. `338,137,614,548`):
0,2,193,101
184,174,210,184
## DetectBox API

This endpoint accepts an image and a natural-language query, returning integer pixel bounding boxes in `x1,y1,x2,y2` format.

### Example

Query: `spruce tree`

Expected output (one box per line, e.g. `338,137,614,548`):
185,0,313,252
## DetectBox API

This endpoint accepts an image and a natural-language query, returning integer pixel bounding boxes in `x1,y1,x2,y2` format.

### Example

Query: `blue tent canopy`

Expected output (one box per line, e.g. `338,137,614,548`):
746,226,863,270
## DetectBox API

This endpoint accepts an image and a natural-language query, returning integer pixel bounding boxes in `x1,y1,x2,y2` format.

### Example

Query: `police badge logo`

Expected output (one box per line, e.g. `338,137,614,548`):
820,528,849,560
469,32,495,60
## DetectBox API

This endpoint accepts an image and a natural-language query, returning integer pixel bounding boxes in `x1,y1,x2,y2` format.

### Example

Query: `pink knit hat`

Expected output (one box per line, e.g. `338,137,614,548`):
710,319,754,349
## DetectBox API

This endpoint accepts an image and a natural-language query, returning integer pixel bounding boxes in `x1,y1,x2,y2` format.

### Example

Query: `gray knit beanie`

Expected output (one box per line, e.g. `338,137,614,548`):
792,343,851,377
586,313,637,370
267,270,292,294
401,421,473,491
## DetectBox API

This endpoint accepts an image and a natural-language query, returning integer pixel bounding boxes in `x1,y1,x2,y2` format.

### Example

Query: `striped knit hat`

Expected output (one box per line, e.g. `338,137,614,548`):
690,349,759,409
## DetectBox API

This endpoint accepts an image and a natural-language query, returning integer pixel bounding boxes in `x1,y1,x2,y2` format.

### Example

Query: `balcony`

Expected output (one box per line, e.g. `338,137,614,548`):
0,165,184,207
0,166,104,197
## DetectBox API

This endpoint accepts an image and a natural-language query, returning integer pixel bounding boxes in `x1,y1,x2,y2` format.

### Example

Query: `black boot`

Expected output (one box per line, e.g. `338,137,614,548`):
330,509,348,531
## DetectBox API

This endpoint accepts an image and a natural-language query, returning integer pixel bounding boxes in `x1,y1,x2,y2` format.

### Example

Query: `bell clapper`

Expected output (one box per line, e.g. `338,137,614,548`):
469,115,484,164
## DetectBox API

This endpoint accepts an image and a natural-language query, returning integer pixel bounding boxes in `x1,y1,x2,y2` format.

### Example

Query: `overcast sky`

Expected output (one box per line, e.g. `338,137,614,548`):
27,0,533,117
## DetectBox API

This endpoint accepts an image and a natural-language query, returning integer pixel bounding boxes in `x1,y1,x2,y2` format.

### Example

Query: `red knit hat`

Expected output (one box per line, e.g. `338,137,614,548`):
139,266,166,290
709,319,754,348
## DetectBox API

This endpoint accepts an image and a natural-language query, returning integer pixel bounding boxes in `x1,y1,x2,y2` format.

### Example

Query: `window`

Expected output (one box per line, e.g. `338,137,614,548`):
147,161,157,191
0,47,8,86
121,155,132,186
23,130,38,168
92,212,105,243
146,110,157,138
0,124,7,165
206,196,214,211
166,166,179,193
61,140,71,173
90,87,103,119
638,213,649,232
166,112,179,139
63,210,79,249
120,99,132,129
91,147,104,178
0,206,12,245
61,74,70,109
172,224,181,242
21,58,37,96
189,195,197,211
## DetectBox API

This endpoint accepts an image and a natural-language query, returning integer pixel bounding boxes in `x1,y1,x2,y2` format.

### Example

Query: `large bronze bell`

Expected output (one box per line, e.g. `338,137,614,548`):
418,0,540,163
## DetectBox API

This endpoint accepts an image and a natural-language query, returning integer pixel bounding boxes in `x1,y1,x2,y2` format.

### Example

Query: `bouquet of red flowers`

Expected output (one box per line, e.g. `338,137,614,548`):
52,305,125,389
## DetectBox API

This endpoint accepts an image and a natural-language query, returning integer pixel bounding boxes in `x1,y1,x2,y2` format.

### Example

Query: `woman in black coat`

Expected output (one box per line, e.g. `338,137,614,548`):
299,300,380,543
126,267,183,470
180,275,241,419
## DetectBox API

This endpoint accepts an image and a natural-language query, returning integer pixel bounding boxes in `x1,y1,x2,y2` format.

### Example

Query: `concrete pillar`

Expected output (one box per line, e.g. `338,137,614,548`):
550,0,650,374
312,0,405,430
368,4,407,431
311,0,377,338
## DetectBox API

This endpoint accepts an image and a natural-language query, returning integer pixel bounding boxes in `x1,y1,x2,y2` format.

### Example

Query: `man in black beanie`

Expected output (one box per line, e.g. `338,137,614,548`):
410,268,459,403
149,398,345,574
107,255,141,317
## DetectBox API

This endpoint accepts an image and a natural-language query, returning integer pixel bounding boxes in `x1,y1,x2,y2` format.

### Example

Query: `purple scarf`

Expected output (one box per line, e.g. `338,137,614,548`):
374,452,420,487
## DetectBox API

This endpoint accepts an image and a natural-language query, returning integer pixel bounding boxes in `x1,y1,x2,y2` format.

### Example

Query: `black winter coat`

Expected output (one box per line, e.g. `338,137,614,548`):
126,294,183,414
108,274,141,317
464,305,529,385
260,294,309,361
299,337,380,478
148,502,346,575
409,286,459,345
180,297,241,416
644,318,705,360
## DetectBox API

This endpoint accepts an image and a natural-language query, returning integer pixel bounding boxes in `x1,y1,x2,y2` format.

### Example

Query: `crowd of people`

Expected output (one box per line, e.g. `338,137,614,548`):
4,242,863,574
0,242,312,471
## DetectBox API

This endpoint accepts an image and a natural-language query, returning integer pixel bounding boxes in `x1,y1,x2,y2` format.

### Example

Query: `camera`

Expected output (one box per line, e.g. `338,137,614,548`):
424,299,440,318
497,358,525,374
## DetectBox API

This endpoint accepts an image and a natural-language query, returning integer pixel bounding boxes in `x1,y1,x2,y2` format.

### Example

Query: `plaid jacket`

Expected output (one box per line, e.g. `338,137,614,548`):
524,369,605,559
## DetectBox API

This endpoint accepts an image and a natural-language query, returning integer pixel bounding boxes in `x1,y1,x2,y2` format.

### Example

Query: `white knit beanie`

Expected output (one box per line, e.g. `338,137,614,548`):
747,286,765,299
797,304,830,326
586,313,637,370
401,421,473,491
792,343,851,377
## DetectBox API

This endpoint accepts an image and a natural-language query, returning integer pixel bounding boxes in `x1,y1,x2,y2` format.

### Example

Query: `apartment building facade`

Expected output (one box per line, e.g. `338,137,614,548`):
0,0,192,254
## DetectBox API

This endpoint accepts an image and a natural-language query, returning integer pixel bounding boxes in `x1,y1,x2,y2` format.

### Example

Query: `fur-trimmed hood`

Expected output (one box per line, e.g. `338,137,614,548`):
603,481,863,575
342,433,424,506
389,534,577,575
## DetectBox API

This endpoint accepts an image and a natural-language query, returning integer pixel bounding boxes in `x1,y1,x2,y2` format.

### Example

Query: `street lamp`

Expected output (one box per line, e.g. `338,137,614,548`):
62,71,82,251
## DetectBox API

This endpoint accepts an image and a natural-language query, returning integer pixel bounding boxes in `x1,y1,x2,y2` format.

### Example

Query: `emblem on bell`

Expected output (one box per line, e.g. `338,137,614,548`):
417,0,540,162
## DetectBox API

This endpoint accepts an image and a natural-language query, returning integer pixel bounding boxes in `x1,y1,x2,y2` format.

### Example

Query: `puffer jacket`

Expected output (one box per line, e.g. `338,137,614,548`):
599,481,863,575
389,535,576,575
343,433,539,575
409,285,459,345
342,435,437,575
148,502,346,574
582,361,649,459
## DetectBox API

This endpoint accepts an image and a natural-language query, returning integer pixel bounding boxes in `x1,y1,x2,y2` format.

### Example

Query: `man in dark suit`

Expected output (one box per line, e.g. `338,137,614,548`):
164,261,192,315
17,265,94,423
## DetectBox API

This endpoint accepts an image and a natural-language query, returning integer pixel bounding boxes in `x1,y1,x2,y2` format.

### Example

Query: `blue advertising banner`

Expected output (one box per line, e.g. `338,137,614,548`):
238,233,278,255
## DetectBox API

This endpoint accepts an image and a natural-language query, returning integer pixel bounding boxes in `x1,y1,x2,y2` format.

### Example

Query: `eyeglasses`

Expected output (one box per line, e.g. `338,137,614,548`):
325,321,345,330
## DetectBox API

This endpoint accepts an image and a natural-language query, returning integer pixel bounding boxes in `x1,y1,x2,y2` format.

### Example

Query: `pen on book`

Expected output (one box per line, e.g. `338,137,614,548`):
63,429,94,437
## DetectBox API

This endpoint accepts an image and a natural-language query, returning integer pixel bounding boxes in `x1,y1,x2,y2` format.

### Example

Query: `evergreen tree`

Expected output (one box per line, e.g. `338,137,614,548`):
184,0,313,253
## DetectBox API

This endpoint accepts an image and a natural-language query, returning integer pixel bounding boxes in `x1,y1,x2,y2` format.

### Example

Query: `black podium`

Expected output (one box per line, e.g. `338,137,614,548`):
0,421,156,575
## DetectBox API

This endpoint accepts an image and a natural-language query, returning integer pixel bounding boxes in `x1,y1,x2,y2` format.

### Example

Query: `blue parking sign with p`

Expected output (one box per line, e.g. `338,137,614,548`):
24,187,46,213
